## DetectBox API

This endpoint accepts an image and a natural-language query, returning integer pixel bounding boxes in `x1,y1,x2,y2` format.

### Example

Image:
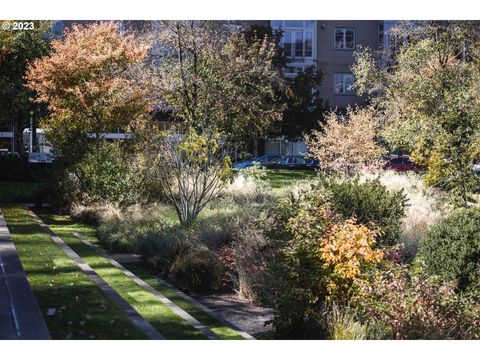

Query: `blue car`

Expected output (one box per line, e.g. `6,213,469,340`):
233,154,282,169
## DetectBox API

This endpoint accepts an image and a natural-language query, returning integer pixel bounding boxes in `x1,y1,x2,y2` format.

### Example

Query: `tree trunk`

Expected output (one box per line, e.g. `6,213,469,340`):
253,136,259,158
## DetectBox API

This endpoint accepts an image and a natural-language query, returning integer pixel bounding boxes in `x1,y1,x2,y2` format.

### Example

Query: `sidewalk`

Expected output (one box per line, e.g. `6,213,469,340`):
0,210,50,340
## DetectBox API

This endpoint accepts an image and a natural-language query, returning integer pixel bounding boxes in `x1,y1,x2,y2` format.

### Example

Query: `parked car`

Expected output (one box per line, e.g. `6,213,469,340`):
265,155,319,170
384,155,418,172
233,153,282,169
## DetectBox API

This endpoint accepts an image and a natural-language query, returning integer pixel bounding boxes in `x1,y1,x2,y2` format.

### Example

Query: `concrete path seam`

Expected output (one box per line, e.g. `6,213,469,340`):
29,210,165,340
151,274,255,340
0,210,51,340
73,232,220,340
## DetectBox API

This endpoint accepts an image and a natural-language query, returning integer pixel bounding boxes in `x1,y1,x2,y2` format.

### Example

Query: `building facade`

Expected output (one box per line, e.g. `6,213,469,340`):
271,20,396,110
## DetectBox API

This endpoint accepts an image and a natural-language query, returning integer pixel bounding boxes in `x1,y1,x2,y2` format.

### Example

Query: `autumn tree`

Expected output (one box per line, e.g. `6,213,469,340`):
353,21,480,206
150,21,287,151
0,20,53,151
305,106,385,176
26,22,151,162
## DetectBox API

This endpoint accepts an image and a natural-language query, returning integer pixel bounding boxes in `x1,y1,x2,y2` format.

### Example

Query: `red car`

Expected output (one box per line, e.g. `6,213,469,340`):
385,155,418,172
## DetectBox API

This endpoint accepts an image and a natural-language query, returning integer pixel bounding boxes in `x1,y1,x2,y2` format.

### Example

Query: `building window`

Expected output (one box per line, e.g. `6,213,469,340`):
283,30,292,57
334,73,355,95
334,28,355,50
271,21,315,60
295,31,303,57
304,31,313,57
280,30,314,59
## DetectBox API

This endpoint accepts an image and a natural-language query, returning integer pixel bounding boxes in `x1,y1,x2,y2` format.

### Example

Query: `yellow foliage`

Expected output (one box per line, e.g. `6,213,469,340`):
319,219,383,298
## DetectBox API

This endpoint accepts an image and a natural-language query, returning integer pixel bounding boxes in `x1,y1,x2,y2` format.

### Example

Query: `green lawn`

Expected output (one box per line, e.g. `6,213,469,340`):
264,169,317,188
1,206,147,340
39,212,248,340
122,264,246,340
37,212,208,340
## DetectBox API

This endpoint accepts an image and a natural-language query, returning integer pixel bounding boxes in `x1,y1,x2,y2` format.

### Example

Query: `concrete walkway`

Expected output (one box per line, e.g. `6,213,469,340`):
0,210,51,340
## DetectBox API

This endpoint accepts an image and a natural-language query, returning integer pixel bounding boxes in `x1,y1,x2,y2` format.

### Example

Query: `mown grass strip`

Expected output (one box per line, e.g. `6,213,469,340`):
1,206,147,340
38,212,208,340
73,231,219,340
30,211,166,340
40,211,250,339
124,264,250,340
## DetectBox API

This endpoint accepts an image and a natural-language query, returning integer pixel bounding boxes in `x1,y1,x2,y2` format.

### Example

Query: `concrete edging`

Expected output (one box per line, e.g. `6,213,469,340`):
73,232,254,340
0,210,51,340
29,210,165,340
73,232,221,340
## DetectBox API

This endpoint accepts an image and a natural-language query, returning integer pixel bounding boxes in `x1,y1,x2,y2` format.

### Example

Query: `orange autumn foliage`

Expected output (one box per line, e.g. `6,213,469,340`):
319,219,384,298
26,22,151,157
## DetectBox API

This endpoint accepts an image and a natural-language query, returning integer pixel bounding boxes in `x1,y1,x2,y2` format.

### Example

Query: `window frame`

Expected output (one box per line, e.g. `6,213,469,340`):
272,21,315,60
334,28,356,50
333,72,355,96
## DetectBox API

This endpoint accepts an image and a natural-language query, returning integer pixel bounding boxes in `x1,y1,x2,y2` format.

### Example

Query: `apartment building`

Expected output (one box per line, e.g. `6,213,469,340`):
271,20,395,110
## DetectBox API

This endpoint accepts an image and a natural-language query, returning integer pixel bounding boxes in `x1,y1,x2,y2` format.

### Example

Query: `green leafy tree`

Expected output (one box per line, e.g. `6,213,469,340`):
353,21,480,206
278,66,326,139
241,25,326,139
0,20,53,151
150,21,288,151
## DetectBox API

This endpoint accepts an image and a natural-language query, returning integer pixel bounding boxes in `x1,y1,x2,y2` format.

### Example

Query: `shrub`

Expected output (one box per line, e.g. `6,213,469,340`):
71,202,122,226
323,178,407,247
97,208,178,257
418,208,480,292
75,142,136,204
141,126,233,226
324,305,369,340
361,170,447,262
170,246,221,293
226,213,273,301
49,161,83,211
96,204,224,292
97,217,138,253
137,225,185,276
352,265,480,339
221,171,273,206
305,106,385,176
269,187,384,339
